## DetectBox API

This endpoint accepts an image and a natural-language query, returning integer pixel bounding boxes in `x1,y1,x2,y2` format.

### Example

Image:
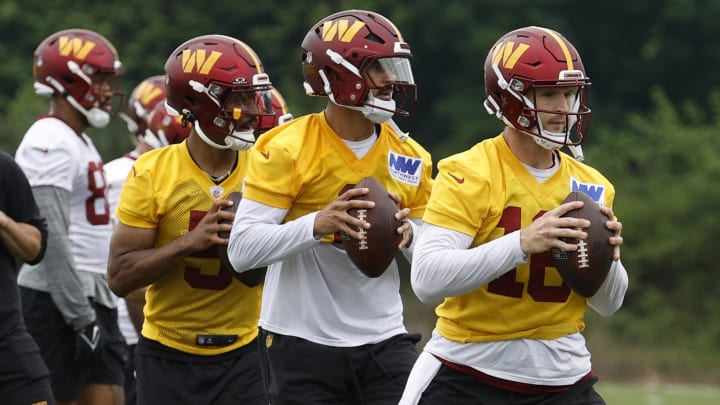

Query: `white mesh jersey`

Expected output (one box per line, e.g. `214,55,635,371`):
15,116,111,274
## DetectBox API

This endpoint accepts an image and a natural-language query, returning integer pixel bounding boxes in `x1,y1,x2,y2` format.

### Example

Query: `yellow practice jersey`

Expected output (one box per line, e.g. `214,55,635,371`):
243,112,433,239
425,135,615,342
116,141,261,355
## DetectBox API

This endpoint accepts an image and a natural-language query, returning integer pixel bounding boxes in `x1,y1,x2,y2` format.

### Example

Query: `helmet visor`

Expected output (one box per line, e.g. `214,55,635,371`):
363,57,415,88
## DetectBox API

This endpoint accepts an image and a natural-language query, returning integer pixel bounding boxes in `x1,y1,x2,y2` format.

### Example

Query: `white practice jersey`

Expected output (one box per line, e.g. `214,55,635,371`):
104,151,138,225
104,151,140,344
15,116,111,274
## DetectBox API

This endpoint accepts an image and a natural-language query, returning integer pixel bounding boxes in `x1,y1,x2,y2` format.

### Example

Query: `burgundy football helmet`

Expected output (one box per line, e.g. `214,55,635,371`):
483,26,591,158
301,10,416,123
120,75,166,135
33,28,125,128
164,34,273,150
141,99,191,148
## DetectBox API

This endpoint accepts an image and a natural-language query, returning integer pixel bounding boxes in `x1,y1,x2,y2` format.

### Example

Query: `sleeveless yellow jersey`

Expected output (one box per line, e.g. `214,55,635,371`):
425,135,615,342
116,141,261,355
243,112,433,239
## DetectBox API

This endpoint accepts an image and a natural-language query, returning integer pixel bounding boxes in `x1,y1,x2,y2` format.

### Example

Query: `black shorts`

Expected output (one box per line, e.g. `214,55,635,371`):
258,328,420,405
0,331,55,405
20,288,127,402
135,336,266,405
420,364,606,405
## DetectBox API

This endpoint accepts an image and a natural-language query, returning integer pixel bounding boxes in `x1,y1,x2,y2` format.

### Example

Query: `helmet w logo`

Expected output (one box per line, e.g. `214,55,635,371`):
135,82,164,106
491,41,530,69
58,37,96,60
182,49,222,74
321,20,366,42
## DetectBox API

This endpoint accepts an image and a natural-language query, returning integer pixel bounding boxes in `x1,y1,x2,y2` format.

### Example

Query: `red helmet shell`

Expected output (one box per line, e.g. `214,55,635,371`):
145,100,191,147
123,75,166,135
301,10,416,115
164,34,272,139
484,26,592,145
33,28,124,109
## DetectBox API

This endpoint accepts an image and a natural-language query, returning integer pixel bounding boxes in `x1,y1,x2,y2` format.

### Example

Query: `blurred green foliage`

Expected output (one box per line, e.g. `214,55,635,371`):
2,0,719,382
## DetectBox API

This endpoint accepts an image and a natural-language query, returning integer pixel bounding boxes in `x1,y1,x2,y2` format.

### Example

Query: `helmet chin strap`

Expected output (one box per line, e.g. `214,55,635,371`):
361,97,395,124
527,130,585,162
194,124,231,149
194,122,255,151
318,68,396,124
536,115,585,161
44,76,110,128
336,94,396,124
224,131,255,151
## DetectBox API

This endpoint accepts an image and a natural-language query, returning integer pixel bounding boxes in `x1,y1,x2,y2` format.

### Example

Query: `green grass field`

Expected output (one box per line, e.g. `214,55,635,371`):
596,382,720,404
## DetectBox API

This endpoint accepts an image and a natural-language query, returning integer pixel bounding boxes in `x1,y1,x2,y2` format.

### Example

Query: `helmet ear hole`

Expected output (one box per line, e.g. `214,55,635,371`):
326,68,342,85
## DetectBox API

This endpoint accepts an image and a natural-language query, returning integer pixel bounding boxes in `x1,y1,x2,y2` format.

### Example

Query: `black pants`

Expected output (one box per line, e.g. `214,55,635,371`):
135,336,266,405
420,363,606,405
258,328,421,405
20,288,127,402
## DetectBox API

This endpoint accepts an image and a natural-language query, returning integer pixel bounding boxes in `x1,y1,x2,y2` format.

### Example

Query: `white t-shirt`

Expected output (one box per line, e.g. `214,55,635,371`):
15,116,111,275
104,151,141,344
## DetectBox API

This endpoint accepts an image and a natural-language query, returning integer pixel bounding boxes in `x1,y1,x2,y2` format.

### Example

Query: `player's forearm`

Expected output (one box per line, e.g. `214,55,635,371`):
108,236,194,297
0,217,42,262
587,260,629,316
411,224,526,303
228,197,322,272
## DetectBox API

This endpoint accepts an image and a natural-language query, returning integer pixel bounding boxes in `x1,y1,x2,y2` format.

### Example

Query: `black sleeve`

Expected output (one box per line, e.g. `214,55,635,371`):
0,152,48,264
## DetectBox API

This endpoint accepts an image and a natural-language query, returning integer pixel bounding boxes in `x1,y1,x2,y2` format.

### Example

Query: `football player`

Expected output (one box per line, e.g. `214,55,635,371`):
0,152,53,404
104,76,189,405
107,35,283,404
227,9,433,405
14,28,127,404
398,26,629,405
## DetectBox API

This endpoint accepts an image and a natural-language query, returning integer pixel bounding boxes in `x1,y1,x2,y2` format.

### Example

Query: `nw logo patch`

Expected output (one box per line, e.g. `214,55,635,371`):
388,151,421,186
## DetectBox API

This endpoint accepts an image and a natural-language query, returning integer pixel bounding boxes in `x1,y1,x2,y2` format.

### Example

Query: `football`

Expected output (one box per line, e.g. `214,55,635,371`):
342,177,403,278
217,192,266,287
551,191,614,297
217,191,243,240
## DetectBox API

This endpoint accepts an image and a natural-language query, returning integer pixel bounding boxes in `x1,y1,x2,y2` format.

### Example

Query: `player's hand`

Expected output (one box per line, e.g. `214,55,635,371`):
389,192,413,249
0,209,9,228
182,199,235,252
520,201,589,255
74,321,103,364
314,187,374,240
601,206,623,260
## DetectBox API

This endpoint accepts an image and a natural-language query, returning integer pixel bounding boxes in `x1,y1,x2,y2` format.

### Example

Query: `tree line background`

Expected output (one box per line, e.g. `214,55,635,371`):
1,0,718,383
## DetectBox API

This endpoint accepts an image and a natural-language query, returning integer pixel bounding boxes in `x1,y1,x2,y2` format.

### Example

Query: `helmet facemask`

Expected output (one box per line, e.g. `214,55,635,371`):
315,50,416,124
519,80,591,151
482,26,593,160
179,74,273,150
39,60,125,128
255,89,293,135
301,10,417,124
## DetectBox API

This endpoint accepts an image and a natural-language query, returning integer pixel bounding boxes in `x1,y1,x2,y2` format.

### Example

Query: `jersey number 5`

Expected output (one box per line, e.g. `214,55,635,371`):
183,209,233,290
